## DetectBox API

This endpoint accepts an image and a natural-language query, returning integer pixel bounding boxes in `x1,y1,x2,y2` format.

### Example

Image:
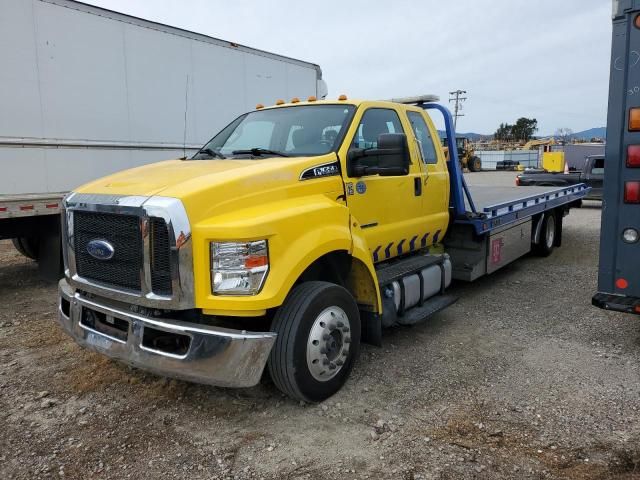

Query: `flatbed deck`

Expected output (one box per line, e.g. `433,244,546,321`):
459,183,589,234
466,184,575,211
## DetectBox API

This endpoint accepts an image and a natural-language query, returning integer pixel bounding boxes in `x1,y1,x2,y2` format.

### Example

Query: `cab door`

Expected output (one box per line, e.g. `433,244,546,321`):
406,109,450,236
342,106,428,263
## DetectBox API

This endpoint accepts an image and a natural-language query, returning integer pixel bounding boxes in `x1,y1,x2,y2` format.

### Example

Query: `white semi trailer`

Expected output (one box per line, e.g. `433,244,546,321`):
0,0,327,277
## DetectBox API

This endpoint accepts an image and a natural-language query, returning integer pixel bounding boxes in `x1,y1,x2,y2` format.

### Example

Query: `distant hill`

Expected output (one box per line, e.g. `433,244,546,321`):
438,128,607,142
570,127,606,140
438,131,488,141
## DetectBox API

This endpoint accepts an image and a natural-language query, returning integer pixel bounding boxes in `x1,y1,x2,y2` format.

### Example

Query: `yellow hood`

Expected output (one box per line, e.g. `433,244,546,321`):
75,155,344,223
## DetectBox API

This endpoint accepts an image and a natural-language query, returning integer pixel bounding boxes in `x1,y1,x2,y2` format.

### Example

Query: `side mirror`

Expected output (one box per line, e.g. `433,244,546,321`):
348,133,410,177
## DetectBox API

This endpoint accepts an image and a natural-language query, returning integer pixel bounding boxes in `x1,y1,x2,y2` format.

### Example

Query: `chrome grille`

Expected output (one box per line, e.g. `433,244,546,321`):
150,217,173,296
73,211,142,291
64,194,194,310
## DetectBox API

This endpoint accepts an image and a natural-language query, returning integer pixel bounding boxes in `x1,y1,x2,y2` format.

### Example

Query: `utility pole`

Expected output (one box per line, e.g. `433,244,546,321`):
448,90,467,130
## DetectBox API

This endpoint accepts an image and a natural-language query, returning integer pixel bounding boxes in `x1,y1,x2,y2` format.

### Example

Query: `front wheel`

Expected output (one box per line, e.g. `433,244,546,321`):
268,281,361,402
469,156,482,172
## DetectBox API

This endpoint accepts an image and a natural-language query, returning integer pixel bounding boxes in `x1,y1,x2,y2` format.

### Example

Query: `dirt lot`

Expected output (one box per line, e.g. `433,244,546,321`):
1,172,639,479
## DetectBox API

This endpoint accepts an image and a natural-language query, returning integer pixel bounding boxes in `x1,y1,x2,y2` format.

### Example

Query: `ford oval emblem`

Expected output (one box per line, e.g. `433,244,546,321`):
86,239,115,261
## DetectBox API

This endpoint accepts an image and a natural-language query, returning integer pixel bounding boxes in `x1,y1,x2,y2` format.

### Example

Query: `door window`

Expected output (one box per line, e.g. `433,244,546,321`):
407,111,438,164
352,108,404,150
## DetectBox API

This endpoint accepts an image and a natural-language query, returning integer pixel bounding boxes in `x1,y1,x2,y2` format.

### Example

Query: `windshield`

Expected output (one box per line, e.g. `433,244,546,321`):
195,105,356,159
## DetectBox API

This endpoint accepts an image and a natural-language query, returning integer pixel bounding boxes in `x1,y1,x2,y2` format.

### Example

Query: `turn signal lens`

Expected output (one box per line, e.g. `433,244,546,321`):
625,182,640,203
628,145,640,167
630,108,640,131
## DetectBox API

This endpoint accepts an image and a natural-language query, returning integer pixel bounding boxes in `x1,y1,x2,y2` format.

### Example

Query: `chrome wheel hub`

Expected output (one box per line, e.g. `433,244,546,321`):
546,217,555,248
306,306,351,382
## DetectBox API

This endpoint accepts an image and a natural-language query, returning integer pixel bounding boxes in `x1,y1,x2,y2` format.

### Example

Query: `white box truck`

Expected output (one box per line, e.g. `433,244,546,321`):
0,0,327,277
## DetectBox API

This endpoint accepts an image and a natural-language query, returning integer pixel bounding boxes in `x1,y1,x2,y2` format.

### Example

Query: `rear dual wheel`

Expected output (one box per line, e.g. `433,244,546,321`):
533,212,556,256
12,237,39,261
268,281,361,402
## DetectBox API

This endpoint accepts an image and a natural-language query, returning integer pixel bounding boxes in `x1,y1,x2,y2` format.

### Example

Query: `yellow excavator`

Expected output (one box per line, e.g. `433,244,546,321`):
520,137,557,151
441,136,482,171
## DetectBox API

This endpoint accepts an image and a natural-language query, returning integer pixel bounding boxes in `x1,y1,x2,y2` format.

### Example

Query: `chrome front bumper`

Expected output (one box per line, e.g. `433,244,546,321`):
58,279,276,388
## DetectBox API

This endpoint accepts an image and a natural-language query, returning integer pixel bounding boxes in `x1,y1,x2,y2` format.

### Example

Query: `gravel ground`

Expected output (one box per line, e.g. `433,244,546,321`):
1,171,639,480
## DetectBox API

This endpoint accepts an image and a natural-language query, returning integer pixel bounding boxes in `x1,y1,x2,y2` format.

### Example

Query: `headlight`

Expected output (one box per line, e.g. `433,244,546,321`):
211,240,269,295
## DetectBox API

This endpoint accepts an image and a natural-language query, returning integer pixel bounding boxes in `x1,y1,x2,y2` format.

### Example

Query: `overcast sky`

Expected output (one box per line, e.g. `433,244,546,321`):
84,0,612,136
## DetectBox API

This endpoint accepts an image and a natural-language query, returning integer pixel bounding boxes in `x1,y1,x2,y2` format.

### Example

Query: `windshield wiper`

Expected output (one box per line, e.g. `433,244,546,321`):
193,147,226,159
231,148,289,157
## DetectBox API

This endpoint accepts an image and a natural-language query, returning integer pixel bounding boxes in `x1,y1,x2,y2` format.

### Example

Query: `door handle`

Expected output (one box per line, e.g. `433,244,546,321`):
414,177,422,196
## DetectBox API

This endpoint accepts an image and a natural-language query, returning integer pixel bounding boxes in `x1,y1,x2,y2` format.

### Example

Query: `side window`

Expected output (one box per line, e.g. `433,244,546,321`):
591,157,605,175
352,108,404,150
407,111,438,164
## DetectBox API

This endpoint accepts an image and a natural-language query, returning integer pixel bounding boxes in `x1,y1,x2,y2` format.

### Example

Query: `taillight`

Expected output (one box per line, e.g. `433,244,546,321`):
624,181,640,203
616,278,629,289
515,176,520,186
630,108,640,131
628,145,640,167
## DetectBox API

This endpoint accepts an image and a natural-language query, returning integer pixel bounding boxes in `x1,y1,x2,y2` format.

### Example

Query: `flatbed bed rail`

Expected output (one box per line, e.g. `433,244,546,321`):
458,183,590,235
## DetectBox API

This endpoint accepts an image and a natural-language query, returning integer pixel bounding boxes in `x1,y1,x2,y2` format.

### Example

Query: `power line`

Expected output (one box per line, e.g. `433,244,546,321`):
449,90,467,130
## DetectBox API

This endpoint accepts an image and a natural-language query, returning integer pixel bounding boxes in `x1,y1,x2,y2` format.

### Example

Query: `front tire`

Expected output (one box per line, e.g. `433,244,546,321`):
268,281,361,402
469,156,482,172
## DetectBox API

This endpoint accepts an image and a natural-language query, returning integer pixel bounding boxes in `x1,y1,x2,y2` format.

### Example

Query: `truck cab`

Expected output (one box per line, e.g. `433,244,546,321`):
58,96,453,401
58,95,588,401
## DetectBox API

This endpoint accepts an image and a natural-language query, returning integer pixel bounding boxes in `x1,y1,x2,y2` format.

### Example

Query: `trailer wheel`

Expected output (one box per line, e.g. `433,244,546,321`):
469,156,482,172
533,212,556,257
12,237,39,261
268,281,360,402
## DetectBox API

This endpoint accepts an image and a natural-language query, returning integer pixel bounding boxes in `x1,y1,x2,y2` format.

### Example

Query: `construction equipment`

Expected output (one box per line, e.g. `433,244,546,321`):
442,136,482,171
521,138,557,151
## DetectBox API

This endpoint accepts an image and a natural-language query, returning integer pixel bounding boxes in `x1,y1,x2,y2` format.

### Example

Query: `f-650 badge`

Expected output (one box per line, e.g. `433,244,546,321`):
300,161,340,180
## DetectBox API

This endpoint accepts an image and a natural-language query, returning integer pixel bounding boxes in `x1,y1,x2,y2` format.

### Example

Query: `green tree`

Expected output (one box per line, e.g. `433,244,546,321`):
511,117,538,141
494,122,513,141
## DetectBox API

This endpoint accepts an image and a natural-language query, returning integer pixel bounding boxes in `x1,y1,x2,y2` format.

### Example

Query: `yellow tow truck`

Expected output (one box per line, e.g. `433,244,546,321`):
58,95,588,401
